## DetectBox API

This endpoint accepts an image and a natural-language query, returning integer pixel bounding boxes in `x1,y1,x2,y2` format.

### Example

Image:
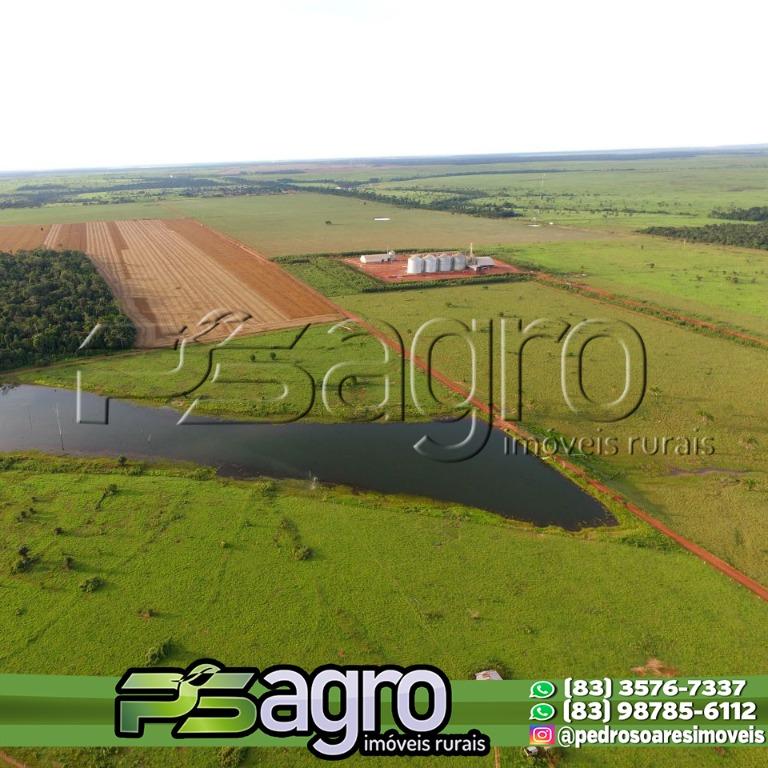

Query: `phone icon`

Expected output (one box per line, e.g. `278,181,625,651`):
529,680,557,699
529,702,557,721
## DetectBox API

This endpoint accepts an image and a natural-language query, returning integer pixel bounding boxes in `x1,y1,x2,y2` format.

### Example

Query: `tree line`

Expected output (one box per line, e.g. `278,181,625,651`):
642,222,768,250
712,206,768,222
0,249,135,370
294,183,520,218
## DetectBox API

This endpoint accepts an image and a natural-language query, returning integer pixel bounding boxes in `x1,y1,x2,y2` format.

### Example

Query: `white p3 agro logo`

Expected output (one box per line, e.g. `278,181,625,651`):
116,659,487,760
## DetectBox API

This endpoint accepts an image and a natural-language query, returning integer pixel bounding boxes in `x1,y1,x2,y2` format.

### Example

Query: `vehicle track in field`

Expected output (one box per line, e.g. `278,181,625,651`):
534,272,768,350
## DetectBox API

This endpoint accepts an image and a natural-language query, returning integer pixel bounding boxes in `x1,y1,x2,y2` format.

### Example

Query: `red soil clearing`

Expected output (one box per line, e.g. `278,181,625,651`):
345,254,525,283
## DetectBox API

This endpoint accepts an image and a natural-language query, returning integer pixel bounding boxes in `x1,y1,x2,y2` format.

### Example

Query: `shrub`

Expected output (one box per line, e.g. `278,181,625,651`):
11,545,36,574
274,517,313,561
253,478,277,496
96,483,119,509
145,637,172,666
79,576,104,593
218,747,247,768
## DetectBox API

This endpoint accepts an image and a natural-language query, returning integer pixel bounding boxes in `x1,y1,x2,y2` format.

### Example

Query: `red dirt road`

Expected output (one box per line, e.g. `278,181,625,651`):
0,752,29,768
342,308,768,603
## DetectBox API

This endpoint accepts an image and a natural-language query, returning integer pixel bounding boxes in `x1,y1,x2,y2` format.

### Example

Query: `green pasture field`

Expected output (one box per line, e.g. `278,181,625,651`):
481,236,768,338
0,192,594,258
3,150,768,239
3,323,459,423
0,200,175,225
350,154,768,231
165,194,594,257
339,280,768,585
273,254,383,296
3,454,768,768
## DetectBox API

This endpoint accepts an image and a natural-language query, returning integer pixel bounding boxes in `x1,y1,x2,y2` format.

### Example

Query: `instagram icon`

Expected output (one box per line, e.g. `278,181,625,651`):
529,724,556,746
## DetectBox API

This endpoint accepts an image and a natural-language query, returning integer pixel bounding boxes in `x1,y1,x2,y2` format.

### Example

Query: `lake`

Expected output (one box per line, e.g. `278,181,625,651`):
0,385,613,530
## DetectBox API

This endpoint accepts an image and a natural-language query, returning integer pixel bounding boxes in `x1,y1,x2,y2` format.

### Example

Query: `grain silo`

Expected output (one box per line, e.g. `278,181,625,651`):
453,252,467,271
406,255,424,274
423,254,438,273
437,254,453,272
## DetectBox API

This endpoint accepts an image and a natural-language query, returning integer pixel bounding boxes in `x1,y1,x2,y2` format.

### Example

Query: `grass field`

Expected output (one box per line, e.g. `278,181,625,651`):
4,321,467,425
482,236,768,338
0,201,172,226
274,254,383,296
339,280,768,585
166,194,597,257
295,153,768,232
3,454,768,768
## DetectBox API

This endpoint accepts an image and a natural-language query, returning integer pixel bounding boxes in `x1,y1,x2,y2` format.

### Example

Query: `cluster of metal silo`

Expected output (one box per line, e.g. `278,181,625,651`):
405,251,470,275
406,254,424,274
423,254,438,273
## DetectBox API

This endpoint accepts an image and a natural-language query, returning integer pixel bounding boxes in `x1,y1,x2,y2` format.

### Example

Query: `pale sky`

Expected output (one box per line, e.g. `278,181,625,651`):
3,0,766,172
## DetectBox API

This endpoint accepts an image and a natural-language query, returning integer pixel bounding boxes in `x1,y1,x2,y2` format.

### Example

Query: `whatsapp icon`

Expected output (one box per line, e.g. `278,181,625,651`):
529,702,557,721
529,680,557,699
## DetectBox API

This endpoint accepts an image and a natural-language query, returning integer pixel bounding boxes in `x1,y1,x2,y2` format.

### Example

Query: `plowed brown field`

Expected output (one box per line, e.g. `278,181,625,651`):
0,224,50,251
0,220,341,347
44,222,88,251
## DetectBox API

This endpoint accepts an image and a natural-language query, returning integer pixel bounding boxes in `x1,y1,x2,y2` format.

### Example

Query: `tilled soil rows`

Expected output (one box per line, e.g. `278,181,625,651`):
0,219,341,347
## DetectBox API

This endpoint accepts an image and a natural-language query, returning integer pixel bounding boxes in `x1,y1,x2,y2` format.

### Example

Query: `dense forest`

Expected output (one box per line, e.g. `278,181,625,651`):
642,222,768,250
712,206,768,222
0,249,135,370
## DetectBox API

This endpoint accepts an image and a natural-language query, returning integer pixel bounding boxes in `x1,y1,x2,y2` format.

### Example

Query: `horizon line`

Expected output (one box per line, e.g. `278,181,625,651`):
2,141,767,177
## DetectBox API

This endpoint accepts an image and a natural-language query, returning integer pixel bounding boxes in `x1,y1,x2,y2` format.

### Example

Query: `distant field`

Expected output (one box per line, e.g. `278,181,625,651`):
163,193,597,256
308,153,768,231
0,200,172,226
3,151,768,239
484,236,768,337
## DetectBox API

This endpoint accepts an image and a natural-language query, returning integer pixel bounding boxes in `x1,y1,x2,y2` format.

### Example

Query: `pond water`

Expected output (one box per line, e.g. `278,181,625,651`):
0,385,613,530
